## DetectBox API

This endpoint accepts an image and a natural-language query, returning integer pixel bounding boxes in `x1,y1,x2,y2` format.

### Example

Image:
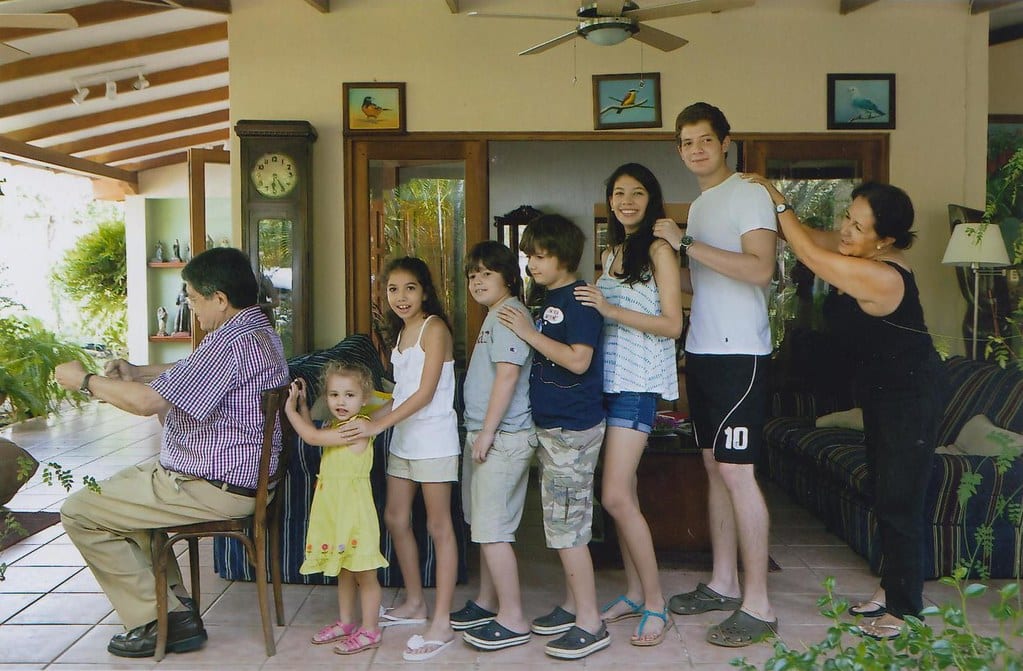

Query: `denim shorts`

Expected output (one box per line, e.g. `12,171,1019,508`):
604,391,659,434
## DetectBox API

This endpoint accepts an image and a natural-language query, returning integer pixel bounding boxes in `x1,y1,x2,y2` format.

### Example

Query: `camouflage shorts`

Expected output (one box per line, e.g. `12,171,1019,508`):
535,423,605,550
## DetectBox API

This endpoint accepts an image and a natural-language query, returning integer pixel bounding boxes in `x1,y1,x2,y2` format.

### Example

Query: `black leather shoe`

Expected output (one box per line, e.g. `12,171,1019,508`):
107,609,207,658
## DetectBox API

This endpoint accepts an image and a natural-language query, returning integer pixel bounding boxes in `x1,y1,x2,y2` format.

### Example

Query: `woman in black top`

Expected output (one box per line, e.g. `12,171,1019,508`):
743,175,946,640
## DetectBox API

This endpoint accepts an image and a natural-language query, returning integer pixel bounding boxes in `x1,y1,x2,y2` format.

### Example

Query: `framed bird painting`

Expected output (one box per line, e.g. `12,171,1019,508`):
827,73,895,130
343,82,406,134
592,73,662,130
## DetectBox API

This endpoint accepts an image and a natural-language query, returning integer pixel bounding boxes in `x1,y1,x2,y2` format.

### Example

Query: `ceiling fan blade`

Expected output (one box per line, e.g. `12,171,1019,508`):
519,29,580,55
595,0,629,16
0,12,78,30
627,0,755,22
632,23,688,51
467,11,574,22
0,41,30,64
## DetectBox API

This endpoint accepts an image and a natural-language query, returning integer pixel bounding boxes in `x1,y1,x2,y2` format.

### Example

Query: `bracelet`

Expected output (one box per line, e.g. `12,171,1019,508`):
80,373,94,396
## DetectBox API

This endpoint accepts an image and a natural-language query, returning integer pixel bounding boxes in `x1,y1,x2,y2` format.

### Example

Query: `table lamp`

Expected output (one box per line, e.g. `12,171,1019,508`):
942,222,1011,359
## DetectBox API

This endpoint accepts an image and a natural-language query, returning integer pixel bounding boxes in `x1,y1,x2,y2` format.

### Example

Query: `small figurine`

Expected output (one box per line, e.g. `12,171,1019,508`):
170,239,182,263
173,283,191,334
219,236,231,248
156,306,168,336
182,244,191,262
206,234,215,250
152,241,164,263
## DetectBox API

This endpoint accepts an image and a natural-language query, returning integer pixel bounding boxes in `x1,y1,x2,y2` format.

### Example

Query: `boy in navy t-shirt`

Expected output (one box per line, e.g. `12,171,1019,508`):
496,214,608,660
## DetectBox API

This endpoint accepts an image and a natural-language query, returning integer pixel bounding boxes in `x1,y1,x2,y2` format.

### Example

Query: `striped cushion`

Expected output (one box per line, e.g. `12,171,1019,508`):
765,355,1023,578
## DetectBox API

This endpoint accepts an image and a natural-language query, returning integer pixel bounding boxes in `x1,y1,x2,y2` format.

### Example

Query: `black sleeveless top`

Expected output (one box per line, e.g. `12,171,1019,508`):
823,261,938,388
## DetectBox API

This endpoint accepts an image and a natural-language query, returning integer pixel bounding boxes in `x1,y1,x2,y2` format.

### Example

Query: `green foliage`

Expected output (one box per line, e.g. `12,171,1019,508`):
51,217,127,353
0,295,94,423
732,432,1023,670
984,146,1023,370
731,575,1023,671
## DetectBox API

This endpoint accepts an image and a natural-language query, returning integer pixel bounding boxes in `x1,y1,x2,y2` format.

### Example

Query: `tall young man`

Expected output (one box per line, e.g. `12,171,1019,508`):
653,102,779,647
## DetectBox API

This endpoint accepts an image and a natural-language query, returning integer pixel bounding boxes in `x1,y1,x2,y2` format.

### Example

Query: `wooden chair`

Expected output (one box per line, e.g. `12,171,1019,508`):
151,384,294,661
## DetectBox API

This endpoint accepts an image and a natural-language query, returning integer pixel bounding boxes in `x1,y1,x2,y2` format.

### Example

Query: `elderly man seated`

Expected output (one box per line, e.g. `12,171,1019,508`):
55,247,290,658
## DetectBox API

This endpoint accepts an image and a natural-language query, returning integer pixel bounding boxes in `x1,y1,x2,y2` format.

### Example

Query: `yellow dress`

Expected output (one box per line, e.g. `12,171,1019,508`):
299,415,388,576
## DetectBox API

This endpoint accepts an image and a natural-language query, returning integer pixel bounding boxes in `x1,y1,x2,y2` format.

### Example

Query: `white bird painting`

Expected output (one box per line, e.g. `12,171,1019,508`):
846,86,887,122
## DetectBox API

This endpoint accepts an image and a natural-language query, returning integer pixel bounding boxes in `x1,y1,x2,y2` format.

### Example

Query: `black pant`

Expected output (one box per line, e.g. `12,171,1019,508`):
860,361,946,620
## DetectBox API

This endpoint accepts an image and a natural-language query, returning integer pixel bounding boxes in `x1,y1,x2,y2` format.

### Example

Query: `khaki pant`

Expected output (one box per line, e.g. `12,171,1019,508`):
60,461,255,629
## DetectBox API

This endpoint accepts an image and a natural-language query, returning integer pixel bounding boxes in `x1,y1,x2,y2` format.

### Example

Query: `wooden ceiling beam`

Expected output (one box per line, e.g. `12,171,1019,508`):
47,109,229,155
83,128,229,164
971,0,1022,13
0,135,137,189
304,0,330,11
0,2,169,41
839,0,880,13
118,151,188,173
164,0,232,12
6,86,229,143
0,58,229,119
0,23,227,83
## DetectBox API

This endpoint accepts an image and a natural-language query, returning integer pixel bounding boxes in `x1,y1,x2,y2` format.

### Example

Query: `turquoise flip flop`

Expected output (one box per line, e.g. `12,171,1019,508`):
600,595,644,623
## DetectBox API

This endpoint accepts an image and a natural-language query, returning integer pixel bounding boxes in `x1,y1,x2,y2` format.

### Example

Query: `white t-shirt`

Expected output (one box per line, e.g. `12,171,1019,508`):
685,172,776,356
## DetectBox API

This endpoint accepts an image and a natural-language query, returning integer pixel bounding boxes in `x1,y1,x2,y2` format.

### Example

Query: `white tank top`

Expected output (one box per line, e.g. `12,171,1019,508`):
388,315,460,460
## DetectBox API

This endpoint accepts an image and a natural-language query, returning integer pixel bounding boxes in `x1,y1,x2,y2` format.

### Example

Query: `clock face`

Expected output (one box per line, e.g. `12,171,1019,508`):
250,152,298,198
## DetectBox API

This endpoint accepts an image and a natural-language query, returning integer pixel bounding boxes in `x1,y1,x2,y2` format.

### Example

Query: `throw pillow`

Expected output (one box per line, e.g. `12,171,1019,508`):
950,414,1023,457
815,407,864,430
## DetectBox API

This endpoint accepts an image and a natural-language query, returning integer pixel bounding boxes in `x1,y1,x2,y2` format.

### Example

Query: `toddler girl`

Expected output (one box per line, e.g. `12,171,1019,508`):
284,362,388,655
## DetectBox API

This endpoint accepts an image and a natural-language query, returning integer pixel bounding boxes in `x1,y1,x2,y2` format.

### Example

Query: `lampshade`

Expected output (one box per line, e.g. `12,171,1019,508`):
942,223,1010,267
579,17,636,46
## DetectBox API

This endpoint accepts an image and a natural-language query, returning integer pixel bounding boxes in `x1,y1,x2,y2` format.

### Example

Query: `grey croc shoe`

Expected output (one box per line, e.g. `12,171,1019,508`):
544,624,611,660
668,582,742,615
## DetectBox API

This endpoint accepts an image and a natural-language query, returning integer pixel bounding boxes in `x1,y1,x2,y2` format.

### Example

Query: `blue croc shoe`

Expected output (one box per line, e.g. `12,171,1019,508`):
449,599,496,631
463,620,531,651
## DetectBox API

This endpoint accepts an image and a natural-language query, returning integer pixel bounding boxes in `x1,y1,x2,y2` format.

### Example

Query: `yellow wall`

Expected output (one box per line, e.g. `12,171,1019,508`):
229,0,988,352
990,39,1023,114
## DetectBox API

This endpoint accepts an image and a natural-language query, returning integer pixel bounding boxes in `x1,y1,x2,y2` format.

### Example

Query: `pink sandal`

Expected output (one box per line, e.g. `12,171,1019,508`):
333,627,382,655
311,620,358,644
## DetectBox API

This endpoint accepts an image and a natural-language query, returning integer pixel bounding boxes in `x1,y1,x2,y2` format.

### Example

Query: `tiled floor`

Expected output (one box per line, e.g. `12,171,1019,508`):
0,401,1014,670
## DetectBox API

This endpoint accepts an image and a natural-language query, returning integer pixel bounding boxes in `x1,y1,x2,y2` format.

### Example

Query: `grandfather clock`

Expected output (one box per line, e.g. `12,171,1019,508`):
235,120,317,357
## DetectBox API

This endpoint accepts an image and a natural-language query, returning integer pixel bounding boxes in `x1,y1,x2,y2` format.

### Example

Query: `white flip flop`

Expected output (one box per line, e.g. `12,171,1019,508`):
402,634,454,661
378,606,427,628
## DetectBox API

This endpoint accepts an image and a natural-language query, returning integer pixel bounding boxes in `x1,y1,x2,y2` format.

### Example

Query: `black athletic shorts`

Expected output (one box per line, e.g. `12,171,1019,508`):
685,352,771,465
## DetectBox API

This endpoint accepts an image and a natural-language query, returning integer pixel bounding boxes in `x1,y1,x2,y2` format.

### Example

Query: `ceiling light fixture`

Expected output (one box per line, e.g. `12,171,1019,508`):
578,16,637,46
69,64,148,106
70,86,90,105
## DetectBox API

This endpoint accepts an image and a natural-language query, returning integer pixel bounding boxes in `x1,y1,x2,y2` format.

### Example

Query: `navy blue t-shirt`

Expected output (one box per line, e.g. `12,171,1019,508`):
529,280,605,431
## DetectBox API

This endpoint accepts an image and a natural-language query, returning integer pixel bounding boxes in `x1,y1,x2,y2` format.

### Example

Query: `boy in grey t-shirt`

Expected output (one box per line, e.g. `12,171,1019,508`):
453,241,536,652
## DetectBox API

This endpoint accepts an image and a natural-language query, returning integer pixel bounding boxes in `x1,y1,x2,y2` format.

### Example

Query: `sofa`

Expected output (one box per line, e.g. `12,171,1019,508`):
213,334,469,587
765,354,1023,579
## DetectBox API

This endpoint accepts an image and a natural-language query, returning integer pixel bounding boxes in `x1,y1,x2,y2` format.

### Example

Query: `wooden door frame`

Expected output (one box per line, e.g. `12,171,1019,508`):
187,147,229,348
343,131,890,353
344,137,489,359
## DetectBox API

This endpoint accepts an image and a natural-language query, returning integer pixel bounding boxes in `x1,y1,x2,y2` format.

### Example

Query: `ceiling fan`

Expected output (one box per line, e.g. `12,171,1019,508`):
469,0,755,55
0,12,78,64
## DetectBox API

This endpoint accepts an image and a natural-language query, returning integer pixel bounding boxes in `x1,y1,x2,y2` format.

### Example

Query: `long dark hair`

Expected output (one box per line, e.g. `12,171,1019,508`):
382,256,451,345
605,162,667,285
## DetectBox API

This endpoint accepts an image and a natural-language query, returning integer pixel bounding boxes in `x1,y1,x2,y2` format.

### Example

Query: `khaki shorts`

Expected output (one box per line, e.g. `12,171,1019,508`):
462,429,535,544
386,453,459,483
535,422,605,550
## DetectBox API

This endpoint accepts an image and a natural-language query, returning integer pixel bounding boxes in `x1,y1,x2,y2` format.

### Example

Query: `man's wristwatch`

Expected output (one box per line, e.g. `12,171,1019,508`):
775,202,793,215
679,235,694,253
80,373,94,396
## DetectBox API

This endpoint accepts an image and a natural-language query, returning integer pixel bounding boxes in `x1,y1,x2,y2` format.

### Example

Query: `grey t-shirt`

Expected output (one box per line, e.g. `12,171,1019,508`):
463,297,533,432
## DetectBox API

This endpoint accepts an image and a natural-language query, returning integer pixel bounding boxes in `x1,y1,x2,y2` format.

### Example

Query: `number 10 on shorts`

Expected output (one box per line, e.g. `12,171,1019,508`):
724,426,749,450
